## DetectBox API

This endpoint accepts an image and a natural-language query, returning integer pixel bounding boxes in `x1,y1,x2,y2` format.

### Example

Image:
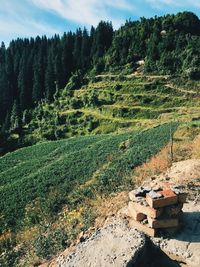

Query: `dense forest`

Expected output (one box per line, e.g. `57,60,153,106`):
1,11,200,152
0,22,113,131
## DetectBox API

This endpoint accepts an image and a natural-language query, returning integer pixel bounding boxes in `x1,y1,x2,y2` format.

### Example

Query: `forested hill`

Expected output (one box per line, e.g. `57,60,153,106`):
1,11,200,152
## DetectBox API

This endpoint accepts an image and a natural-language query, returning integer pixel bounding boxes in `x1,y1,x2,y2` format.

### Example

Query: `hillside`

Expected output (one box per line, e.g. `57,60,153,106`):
1,11,200,267
2,11,200,154
0,122,179,266
1,72,200,266
24,74,200,143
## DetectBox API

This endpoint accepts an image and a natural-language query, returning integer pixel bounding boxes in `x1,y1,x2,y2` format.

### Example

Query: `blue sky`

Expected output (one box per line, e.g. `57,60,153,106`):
1,0,200,45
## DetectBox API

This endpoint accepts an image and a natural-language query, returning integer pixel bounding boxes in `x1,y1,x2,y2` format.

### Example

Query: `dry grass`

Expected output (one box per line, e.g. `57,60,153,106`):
16,226,39,244
92,192,128,228
192,134,200,159
171,125,200,161
133,145,171,185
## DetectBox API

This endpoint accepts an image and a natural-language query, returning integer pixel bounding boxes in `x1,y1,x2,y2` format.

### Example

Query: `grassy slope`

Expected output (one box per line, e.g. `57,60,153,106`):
0,123,177,233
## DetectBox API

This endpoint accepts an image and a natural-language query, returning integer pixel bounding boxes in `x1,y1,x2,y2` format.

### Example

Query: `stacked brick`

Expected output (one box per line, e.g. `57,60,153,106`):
128,183,187,237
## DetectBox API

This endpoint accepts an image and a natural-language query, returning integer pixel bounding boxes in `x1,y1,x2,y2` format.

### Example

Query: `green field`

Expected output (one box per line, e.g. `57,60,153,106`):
0,123,177,234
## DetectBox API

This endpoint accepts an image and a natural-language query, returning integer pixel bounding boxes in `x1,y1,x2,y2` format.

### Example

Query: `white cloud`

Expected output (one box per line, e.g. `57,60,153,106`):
31,0,133,28
146,0,200,8
0,0,61,45
145,0,181,8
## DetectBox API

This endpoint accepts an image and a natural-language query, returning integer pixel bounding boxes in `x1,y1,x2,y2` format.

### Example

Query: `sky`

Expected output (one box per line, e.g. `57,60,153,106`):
1,0,200,46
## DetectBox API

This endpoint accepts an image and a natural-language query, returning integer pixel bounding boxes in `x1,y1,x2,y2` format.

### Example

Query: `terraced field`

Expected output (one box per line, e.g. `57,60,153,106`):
27,75,200,141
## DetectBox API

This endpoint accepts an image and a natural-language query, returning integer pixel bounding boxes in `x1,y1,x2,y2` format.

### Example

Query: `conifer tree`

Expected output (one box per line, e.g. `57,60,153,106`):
45,49,55,100
10,100,21,133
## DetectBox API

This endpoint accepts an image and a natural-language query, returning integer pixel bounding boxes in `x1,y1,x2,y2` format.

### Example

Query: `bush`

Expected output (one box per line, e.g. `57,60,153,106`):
65,70,85,91
114,84,122,91
34,227,68,259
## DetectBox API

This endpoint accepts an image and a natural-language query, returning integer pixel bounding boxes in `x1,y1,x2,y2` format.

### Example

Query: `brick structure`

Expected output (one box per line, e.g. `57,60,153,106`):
128,183,187,237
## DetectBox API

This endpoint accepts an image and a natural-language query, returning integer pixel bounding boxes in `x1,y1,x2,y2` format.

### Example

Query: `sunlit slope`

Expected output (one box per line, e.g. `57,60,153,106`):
0,123,177,233
27,75,200,141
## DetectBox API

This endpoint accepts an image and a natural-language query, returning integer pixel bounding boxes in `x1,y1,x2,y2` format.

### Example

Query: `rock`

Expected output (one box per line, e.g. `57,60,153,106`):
148,190,162,199
58,218,144,267
146,189,178,208
152,202,200,267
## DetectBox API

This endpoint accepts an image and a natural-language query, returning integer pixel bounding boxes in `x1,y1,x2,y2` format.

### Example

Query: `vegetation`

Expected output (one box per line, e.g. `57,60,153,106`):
1,11,200,266
1,12,200,153
0,123,177,264
18,74,199,145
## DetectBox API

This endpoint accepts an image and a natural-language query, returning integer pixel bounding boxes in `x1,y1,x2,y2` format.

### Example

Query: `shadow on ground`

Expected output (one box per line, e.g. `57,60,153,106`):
127,237,180,267
174,212,200,243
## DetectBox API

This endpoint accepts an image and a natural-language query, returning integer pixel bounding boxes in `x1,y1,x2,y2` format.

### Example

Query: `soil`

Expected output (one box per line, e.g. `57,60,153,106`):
166,159,200,184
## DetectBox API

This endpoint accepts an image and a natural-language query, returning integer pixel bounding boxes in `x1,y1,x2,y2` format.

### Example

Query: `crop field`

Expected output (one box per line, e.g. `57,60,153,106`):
0,123,177,233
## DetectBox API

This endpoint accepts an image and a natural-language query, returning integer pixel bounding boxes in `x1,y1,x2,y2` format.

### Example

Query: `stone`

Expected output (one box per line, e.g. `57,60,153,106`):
130,187,152,198
60,217,145,267
128,191,144,203
146,189,178,208
148,190,163,199
171,185,188,203
148,217,179,229
129,201,163,219
129,218,157,237
128,202,146,221
152,186,162,192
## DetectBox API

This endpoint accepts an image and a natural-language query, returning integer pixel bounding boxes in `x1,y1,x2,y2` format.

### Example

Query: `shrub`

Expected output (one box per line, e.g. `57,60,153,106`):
65,70,84,91
34,227,68,259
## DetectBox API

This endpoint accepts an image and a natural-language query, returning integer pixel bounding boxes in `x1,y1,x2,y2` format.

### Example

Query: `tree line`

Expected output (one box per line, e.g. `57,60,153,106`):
0,21,113,132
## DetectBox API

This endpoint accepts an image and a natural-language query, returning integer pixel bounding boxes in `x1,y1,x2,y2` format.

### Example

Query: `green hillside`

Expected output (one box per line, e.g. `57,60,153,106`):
0,122,179,265
24,75,200,143
0,123,177,233
1,11,200,266
1,73,200,266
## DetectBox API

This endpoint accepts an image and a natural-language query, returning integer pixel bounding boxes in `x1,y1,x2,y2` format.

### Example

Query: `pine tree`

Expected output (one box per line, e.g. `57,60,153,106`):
73,28,83,69
61,32,75,85
45,48,55,100
10,100,21,133
91,21,113,63
0,42,10,123
81,28,91,70
18,50,28,110
32,51,44,103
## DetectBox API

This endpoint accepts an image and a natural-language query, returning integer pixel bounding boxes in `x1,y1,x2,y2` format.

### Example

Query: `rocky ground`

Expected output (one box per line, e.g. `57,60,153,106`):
157,201,200,267
43,159,200,267
56,216,144,267
55,202,200,267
